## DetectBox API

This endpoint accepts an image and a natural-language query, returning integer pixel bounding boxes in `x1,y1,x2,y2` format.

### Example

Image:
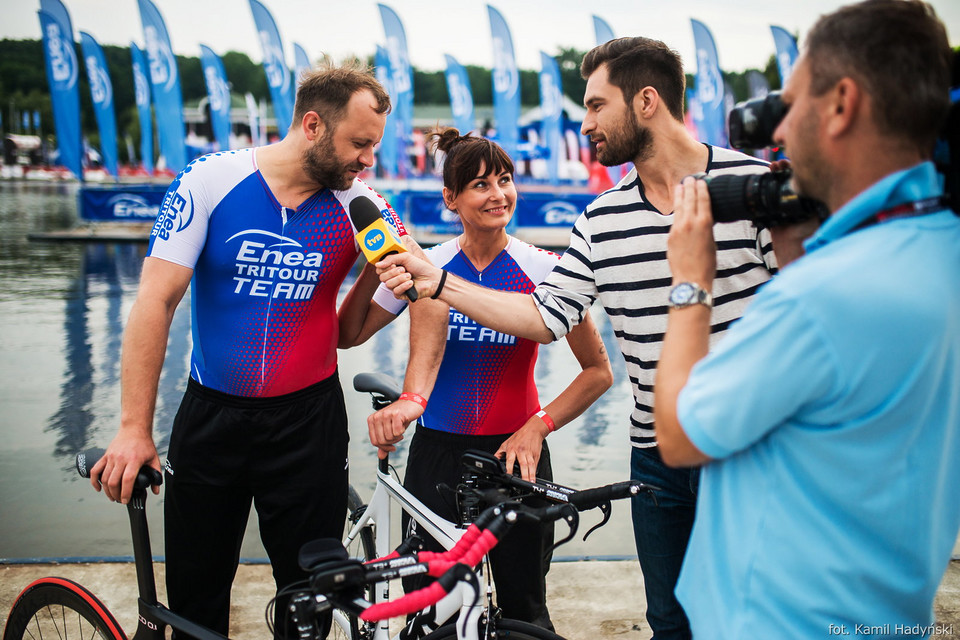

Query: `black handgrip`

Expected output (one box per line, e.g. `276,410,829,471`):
76,448,163,489
567,481,640,511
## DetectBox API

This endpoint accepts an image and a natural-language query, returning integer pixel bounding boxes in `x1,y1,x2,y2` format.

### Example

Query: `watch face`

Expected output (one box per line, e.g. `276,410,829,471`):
670,283,695,305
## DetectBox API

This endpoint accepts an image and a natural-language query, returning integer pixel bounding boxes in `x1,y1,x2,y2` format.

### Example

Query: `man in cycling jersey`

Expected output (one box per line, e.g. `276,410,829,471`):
656,1,960,638
376,38,777,640
88,61,412,639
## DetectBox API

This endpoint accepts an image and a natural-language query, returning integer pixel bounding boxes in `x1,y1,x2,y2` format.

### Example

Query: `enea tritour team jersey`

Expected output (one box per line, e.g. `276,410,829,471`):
374,237,559,436
147,148,402,397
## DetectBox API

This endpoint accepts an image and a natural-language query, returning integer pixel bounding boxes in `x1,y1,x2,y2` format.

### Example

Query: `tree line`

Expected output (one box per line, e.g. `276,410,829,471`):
0,38,782,163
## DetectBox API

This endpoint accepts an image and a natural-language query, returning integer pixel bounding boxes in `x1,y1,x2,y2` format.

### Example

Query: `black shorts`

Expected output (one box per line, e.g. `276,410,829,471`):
163,373,349,638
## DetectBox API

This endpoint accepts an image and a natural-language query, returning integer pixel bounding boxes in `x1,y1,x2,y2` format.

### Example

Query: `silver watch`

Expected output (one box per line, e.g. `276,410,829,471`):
668,282,713,309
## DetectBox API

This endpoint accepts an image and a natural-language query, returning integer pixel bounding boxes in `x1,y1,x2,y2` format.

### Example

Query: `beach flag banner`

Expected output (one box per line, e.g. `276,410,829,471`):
137,0,188,171
770,26,799,86
539,52,564,185
488,5,520,158
130,43,154,174
199,45,232,151
378,3,413,177
248,0,294,137
593,15,615,45
444,54,476,135
80,32,119,178
37,0,82,179
691,19,727,148
374,45,399,178
293,42,311,87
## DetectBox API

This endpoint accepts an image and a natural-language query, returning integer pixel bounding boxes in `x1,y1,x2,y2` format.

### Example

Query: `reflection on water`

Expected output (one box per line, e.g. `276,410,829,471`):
0,181,636,561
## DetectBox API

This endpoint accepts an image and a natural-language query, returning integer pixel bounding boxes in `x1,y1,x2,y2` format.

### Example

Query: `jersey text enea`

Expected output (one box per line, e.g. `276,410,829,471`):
376,237,559,435
148,149,401,397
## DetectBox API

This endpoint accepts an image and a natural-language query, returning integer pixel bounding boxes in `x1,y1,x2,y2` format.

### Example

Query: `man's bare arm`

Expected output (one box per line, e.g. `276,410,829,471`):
90,257,192,503
377,252,556,343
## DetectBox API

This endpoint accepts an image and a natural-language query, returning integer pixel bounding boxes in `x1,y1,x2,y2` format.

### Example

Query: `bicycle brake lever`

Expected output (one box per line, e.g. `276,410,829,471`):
582,501,612,541
546,505,579,555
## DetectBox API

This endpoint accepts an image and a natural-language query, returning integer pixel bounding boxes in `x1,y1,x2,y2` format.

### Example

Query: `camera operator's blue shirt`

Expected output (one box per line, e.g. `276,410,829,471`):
675,161,960,640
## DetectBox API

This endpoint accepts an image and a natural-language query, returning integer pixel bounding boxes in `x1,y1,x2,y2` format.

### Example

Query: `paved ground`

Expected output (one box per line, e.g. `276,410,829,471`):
3,558,960,639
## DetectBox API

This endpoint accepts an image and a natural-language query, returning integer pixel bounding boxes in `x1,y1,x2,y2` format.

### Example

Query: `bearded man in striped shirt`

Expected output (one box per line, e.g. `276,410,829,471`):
376,37,778,640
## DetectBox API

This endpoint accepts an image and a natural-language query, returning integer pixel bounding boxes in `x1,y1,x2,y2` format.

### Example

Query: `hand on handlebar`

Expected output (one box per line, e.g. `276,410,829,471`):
89,430,161,504
367,399,423,459
494,418,550,482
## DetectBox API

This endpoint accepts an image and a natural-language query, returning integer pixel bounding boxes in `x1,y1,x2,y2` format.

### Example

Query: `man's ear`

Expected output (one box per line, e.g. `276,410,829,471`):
301,111,326,142
633,86,660,120
825,78,860,138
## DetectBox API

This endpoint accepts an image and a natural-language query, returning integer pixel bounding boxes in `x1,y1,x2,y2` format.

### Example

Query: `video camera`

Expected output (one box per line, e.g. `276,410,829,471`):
698,91,829,229
704,65,960,228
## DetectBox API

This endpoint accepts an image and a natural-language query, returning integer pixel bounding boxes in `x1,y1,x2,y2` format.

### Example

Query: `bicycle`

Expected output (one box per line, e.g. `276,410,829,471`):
294,489,594,640
334,372,659,640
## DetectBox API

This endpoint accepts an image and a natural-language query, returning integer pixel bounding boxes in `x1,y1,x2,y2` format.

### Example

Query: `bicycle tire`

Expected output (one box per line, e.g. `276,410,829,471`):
347,484,377,562
329,485,378,640
422,617,565,640
3,577,126,640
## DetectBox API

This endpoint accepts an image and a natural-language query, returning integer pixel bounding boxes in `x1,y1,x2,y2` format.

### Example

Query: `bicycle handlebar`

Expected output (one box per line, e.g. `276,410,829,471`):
76,448,163,489
350,502,577,622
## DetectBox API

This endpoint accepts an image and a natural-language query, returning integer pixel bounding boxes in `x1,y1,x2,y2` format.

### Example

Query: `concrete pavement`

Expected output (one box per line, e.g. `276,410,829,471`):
3,558,960,639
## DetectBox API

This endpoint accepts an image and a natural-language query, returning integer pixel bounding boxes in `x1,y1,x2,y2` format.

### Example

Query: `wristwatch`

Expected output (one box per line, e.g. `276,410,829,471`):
667,282,713,309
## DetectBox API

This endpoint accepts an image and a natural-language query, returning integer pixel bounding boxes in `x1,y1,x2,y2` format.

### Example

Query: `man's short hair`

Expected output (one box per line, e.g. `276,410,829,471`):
292,59,391,132
805,0,952,154
580,37,686,122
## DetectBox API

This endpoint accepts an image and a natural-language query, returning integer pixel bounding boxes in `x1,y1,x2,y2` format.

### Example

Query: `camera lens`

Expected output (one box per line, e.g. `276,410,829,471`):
701,171,829,229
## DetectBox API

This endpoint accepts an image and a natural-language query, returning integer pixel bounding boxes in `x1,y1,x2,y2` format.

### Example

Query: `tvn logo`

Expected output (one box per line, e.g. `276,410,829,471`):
363,228,386,252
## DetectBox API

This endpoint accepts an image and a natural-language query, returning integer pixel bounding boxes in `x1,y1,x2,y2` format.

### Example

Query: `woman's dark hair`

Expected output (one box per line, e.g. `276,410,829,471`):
427,127,515,198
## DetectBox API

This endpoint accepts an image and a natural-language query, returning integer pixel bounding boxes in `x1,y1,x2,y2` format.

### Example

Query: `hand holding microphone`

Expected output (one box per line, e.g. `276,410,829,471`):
349,196,419,302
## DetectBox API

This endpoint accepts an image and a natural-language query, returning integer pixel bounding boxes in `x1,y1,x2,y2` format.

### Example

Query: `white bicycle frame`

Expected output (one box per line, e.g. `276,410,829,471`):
340,456,487,640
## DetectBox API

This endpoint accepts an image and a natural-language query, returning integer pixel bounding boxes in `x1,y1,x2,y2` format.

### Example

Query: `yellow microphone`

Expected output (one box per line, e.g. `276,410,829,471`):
349,196,418,302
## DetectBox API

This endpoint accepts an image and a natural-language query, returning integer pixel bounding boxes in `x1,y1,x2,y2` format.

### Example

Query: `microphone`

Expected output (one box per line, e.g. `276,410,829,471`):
349,196,418,302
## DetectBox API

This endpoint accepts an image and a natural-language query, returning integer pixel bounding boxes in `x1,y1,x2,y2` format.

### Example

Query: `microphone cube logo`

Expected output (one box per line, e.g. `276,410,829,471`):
364,229,386,252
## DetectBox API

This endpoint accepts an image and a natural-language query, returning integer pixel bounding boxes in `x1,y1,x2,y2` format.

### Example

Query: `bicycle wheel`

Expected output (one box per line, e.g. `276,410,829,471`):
422,617,565,640
346,484,377,562
329,485,378,640
3,577,126,640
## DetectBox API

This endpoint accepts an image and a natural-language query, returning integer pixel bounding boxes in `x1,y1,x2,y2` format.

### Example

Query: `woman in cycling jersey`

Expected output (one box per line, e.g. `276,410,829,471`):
338,127,612,630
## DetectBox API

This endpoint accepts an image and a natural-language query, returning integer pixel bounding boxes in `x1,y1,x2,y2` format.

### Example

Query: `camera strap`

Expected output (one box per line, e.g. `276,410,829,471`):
853,196,947,232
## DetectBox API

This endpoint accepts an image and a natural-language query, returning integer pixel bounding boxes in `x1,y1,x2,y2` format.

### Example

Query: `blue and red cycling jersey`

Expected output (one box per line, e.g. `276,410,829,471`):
374,237,560,436
147,148,402,397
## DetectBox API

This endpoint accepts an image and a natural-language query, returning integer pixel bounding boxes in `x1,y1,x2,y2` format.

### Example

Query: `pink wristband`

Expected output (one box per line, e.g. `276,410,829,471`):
399,392,428,410
536,409,556,432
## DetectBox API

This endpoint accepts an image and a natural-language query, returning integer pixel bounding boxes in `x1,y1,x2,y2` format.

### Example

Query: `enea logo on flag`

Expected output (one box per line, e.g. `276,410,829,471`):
258,31,289,92
45,22,77,88
144,25,177,91
363,228,386,252
87,57,112,106
492,38,518,98
204,67,230,113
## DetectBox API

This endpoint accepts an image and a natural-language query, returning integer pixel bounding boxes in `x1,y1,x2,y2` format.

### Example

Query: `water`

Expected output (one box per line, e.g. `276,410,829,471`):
0,181,637,562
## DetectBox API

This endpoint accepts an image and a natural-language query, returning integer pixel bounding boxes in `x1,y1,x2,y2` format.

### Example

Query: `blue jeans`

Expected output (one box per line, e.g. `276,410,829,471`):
631,446,700,640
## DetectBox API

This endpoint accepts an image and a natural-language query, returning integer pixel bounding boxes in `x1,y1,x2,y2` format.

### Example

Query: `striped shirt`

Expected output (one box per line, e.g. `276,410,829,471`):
533,145,777,448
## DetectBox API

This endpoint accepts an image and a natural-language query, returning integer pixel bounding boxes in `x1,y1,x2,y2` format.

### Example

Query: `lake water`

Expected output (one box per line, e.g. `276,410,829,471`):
0,180,638,562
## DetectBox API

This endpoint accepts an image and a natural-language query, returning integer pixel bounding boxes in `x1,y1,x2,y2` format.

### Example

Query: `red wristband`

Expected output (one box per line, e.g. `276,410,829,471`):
399,392,428,410
536,409,556,432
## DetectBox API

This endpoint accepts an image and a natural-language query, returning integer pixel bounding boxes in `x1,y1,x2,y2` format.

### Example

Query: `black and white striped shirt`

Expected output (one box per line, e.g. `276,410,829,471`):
533,145,778,448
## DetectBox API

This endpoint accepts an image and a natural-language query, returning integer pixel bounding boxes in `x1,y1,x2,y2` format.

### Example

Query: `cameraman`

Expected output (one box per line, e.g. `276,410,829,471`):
655,1,960,638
